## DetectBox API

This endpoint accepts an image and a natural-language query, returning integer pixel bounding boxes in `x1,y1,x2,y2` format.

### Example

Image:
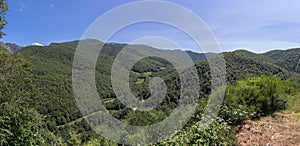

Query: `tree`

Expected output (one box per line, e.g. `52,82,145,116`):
0,48,52,145
0,103,48,145
0,2,53,144
0,48,39,106
0,0,8,38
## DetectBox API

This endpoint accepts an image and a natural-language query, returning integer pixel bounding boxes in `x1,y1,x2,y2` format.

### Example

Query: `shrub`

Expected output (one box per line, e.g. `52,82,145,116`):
158,117,237,146
222,75,293,124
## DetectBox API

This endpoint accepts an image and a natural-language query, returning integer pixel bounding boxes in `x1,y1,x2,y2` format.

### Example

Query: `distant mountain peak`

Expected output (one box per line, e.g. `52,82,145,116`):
1,43,23,53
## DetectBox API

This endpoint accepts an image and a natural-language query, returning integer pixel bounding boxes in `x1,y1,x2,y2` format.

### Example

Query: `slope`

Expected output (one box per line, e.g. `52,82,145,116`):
14,40,300,144
263,48,300,73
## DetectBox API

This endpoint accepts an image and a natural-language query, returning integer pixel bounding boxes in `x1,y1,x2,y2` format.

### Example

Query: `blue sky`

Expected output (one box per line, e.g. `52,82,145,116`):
1,0,300,53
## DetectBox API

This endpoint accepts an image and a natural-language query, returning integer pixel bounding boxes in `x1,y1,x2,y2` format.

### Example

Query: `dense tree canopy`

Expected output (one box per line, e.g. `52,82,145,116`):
0,48,52,145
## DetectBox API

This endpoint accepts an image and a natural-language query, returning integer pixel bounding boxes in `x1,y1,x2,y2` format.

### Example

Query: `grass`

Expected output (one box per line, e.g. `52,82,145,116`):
286,93,300,113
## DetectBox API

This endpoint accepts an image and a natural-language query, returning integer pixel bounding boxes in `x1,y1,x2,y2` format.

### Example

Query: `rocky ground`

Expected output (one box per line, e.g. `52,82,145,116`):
235,112,300,146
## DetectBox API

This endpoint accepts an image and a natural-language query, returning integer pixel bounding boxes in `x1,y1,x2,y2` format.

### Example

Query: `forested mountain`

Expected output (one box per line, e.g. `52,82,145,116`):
225,50,300,81
263,48,300,73
2,39,300,145
1,42,23,53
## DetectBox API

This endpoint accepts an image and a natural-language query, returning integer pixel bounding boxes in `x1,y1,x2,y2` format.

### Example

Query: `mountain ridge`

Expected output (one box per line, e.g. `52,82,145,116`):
8,39,300,144
6,39,300,63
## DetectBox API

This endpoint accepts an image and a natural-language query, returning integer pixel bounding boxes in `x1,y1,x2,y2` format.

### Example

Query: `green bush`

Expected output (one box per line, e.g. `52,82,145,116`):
158,117,237,146
0,103,50,145
221,75,295,124
219,103,256,125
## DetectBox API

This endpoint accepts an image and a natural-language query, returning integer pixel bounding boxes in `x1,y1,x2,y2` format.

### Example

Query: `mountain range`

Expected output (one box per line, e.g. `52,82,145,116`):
4,39,300,144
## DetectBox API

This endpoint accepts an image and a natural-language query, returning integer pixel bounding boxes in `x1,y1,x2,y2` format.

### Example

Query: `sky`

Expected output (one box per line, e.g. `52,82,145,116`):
1,0,300,53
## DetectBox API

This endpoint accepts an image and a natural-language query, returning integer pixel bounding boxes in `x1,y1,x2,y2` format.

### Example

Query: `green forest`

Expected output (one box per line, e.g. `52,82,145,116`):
1,0,300,145
1,39,300,145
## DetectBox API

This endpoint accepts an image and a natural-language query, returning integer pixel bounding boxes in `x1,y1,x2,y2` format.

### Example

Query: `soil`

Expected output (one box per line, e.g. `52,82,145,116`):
235,112,300,146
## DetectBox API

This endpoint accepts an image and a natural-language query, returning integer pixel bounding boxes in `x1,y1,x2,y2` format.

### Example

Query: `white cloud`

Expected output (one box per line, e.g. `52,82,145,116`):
180,0,300,52
50,4,55,8
32,42,44,46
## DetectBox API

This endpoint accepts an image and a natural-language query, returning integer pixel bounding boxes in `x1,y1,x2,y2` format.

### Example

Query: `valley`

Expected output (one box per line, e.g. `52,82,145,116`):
1,40,299,145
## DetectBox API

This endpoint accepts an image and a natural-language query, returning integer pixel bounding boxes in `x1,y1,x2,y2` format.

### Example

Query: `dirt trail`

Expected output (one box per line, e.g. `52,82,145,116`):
235,112,300,146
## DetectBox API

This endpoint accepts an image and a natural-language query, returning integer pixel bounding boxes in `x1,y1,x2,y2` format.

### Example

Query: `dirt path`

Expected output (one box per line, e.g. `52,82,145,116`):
235,112,300,146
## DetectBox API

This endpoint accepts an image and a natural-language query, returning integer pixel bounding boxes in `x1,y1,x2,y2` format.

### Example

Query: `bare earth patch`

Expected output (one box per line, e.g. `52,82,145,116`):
235,112,300,146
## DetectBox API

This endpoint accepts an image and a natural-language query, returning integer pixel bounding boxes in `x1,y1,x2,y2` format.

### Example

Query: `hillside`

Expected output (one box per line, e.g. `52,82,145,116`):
11,40,300,144
224,50,299,81
263,48,300,73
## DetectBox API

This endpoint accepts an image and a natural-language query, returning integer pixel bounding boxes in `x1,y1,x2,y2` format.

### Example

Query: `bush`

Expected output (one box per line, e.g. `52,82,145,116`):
0,103,51,145
219,103,256,125
158,117,237,146
222,75,294,124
